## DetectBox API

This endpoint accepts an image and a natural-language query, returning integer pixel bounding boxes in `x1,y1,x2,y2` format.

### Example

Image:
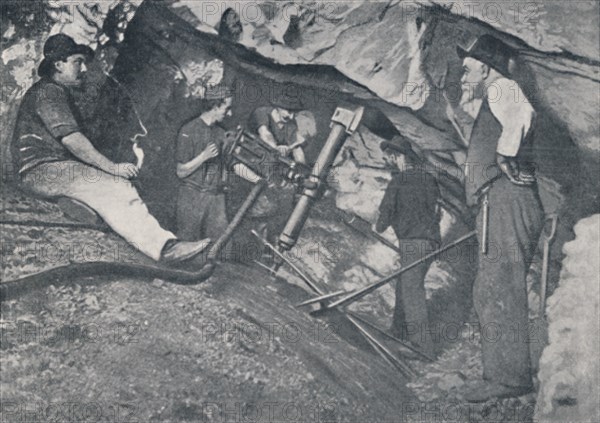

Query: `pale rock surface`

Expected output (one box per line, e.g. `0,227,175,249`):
535,214,600,422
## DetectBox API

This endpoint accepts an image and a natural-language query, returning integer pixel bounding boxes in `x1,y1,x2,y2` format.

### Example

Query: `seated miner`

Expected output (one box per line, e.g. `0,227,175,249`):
374,136,441,357
175,96,262,256
11,34,210,263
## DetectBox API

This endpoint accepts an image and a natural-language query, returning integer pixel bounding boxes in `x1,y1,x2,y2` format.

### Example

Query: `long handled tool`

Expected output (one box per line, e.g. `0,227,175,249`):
539,214,558,317
318,231,477,313
331,207,401,254
251,231,418,377
295,290,350,307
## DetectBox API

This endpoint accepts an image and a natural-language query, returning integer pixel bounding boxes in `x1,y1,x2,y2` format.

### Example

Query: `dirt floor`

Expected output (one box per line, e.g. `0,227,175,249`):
0,187,538,423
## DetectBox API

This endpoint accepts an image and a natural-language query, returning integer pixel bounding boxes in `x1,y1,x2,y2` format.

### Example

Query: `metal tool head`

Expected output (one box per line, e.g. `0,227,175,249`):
295,290,351,308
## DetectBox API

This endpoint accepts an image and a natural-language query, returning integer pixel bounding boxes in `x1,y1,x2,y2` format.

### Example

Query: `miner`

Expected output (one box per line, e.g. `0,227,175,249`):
175,96,261,259
249,97,310,165
246,97,315,245
11,34,211,263
457,34,544,402
374,136,440,358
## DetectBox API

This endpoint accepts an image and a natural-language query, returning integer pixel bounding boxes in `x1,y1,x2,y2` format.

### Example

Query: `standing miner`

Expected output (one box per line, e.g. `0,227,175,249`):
175,96,261,260
374,135,440,358
457,34,544,402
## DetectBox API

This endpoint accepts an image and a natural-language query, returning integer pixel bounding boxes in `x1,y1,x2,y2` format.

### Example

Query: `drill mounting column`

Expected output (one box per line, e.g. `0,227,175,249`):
276,105,364,255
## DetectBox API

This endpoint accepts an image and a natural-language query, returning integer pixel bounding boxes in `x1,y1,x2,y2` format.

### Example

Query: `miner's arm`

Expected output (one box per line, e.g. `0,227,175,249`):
489,78,535,185
232,163,262,184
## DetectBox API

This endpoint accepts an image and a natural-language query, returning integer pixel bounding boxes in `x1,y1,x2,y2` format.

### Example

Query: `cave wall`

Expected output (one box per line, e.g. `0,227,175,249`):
535,214,600,422
170,0,599,219
1,3,599,419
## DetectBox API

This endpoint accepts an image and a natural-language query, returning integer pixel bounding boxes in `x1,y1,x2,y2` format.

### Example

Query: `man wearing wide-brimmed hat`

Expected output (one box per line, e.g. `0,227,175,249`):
249,94,308,164
457,34,544,402
244,94,313,247
11,34,212,263
374,135,441,358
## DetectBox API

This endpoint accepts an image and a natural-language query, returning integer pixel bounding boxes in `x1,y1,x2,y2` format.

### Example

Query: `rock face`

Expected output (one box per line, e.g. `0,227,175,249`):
535,214,600,422
1,2,598,419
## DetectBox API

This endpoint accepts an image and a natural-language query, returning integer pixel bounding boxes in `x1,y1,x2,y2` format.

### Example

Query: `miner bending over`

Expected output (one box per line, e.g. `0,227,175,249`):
11,34,210,263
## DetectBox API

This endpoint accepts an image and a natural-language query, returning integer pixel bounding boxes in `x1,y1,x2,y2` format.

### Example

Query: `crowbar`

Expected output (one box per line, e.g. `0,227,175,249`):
317,231,477,313
295,290,350,308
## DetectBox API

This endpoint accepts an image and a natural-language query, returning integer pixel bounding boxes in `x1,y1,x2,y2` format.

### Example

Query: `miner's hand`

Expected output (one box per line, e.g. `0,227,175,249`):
115,162,139,179
275,145,291,156
201,143,220,161
496,154,533,186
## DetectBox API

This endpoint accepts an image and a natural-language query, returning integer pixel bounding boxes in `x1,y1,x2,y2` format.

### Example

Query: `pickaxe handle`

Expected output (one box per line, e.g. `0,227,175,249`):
539,214,558,316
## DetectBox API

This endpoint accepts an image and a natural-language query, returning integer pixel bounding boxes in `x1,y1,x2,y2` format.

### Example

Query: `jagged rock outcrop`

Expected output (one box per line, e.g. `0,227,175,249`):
1,3,598,419
171,0,598,220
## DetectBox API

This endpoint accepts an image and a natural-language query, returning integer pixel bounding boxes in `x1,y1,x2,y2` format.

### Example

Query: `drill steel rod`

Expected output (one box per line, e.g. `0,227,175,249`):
334,208,400,253
347,314,416,378
348,312,434,362
322,231,477,312
251,230,418,375
295,290,349,308
251,230,323,295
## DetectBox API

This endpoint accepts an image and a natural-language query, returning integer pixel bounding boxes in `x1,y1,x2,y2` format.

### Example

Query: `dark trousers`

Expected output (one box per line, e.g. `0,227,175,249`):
176,185,229,258
392,239,438,355
474,177,543,388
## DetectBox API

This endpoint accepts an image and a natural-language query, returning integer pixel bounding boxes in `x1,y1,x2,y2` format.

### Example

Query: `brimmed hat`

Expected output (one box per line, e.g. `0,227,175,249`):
38,34,94,77
457,34,515,76
270,94,304,111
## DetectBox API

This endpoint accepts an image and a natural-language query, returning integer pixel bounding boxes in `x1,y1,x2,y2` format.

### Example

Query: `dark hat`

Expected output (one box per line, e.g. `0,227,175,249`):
205,84,234,100
43,34,94,61
380,134,416,156
38,34,94,77
457,34,515,76
270,94,304,111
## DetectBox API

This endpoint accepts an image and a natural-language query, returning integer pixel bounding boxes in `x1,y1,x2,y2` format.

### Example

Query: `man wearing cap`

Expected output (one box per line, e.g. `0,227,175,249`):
249,98,308,165
245,98,312,246
11,33,211,263
175,96,262,259
374,136,441,358
457,34,544,401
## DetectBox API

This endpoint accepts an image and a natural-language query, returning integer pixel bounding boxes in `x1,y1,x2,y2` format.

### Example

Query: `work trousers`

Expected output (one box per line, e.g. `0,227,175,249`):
392,239,438,355
21,161,176,261
474,177,544,388
176,186,228,258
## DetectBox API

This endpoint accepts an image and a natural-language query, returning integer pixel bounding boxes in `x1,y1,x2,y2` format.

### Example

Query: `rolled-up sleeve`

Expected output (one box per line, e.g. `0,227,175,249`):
176,132,194,163
488,78,535,157
35,85,80,139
